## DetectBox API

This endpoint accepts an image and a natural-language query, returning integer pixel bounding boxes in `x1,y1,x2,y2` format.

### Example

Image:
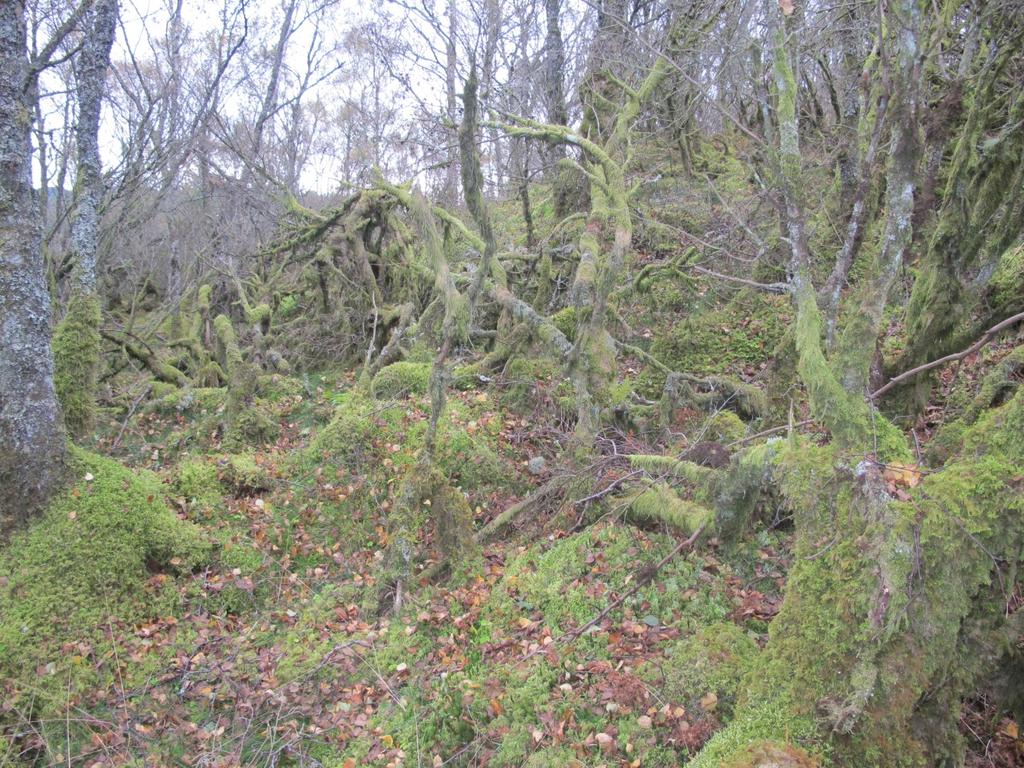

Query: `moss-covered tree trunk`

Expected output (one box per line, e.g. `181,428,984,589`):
52,0,118,438
896,32,1024,408
0,1,67,534
685,2,1024,764
499,52,671,457
541,0,572,220
214,314,276,449
378,69,503,610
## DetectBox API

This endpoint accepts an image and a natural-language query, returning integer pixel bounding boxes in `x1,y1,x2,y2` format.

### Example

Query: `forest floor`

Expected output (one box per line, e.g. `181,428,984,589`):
2,338,1022,767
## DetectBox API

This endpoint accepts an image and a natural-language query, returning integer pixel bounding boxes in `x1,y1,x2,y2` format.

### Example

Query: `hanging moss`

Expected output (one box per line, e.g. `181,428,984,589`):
52,291,102,437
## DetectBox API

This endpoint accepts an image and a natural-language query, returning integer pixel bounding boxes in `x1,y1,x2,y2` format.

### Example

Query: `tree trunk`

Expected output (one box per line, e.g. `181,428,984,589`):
542,0,571,219
0,0,66,535
53,0,118,438
443,0,459,204
835,0,864,213
685,4,1023,765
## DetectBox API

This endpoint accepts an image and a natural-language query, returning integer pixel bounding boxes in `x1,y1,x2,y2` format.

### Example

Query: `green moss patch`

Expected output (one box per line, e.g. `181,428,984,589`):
216,452,272,494
52,292,102,436
173,456,226,511
0,447,210,670
371,361,432,398
649,293,790,381
644,622,759,719
308,392,514,495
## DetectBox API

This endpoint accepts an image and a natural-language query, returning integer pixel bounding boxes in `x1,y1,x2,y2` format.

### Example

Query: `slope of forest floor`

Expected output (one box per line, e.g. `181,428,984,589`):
2,331,1022,767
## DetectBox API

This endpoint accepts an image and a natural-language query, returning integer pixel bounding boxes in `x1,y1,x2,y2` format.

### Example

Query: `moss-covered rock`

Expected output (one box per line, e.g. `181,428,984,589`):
216,452,272,494
0,447,210,669
371,361,432,398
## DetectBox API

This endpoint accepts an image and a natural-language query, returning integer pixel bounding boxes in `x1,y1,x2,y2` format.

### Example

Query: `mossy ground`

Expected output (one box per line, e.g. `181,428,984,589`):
6,332,1021,766
0,358,797,766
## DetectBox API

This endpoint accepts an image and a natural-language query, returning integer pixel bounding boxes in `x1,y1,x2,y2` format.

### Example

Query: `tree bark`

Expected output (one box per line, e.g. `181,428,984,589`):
542,0,571,219
0,0,66,535
443,0,459,203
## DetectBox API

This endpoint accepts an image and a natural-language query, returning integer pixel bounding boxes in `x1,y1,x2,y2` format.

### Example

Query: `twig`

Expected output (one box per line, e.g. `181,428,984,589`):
690,264,789,294
726,419,815,448
573,470,643,506
475,475,569,543
111,384,153,450
871,310,1024,400
614,340,672,375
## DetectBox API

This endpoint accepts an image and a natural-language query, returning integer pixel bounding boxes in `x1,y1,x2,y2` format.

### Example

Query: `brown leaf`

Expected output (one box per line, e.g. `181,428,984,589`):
882,462,923,489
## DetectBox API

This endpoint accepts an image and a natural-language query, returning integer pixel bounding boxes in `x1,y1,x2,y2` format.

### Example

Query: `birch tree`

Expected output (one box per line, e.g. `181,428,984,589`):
0,0,83,533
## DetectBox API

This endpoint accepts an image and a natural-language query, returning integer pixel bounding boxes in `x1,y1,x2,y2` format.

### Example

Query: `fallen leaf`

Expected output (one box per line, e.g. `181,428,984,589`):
882,462,923,489
595,732,615,754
